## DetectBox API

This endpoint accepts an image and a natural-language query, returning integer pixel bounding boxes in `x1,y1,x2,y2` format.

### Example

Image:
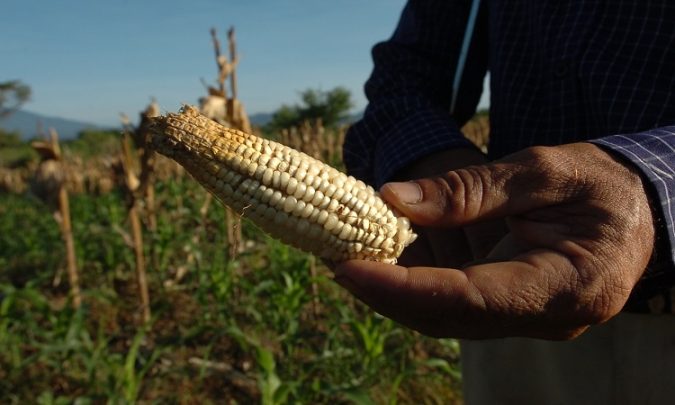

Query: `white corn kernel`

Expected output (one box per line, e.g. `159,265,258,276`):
150,106,417,264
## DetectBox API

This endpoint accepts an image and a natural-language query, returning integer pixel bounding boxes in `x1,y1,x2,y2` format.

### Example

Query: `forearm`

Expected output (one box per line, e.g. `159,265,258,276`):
344,0,489,187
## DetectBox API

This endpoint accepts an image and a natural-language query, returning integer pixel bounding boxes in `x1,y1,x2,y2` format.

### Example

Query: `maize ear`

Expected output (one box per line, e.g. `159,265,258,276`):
150,106,417,264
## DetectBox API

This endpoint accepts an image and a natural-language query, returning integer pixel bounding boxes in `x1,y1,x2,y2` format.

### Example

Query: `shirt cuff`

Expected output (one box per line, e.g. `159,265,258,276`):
591,127,675,299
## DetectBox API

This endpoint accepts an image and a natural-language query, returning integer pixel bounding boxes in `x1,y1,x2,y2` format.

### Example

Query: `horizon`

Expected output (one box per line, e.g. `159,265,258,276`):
2,0,489,128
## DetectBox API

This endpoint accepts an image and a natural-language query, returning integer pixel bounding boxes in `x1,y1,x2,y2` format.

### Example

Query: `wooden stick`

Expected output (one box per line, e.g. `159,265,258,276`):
49,128,61,157
226,208,242,258
336,127,346,166
226,27,245,254
137,145,157,232
121,133,151,323
48,129,81,309
58,185,81,309
129,202,150,322
145,185,157,232
200,192,213,219
210,27,226,96
227,27,238,100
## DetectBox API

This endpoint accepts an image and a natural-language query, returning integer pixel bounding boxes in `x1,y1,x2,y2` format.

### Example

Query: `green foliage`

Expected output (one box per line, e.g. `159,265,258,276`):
0,129,23,148
0,127,122,167
0,174,462,403
62,129,122,158
267,87,353,131
0,80,31,117
0,129,36,167
0,195,63,283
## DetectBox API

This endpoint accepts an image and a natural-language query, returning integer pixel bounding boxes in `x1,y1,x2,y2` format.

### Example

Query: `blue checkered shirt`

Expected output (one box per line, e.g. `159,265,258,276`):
343,0,675,312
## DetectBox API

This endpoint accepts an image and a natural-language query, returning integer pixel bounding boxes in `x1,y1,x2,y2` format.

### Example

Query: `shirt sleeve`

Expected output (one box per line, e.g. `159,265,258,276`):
343,0,489,188
591,126,675,302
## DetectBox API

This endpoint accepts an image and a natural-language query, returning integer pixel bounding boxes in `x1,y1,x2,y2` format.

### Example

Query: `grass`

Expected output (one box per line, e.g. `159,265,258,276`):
0,174,463,403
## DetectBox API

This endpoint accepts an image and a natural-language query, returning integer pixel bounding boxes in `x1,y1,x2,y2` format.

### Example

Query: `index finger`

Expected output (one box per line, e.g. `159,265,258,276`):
334,251,586,339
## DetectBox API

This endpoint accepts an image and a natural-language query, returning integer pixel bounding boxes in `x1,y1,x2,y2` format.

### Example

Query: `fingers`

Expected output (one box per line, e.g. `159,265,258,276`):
334,260,486,337
380,147,575,228
334,252,592,339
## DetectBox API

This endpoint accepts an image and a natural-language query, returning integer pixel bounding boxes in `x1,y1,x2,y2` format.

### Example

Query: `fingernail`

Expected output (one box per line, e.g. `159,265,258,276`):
384,182,422,204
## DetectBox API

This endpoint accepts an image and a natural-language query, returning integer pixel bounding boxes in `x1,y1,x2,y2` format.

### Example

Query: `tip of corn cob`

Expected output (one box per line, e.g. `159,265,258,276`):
149,105,417,264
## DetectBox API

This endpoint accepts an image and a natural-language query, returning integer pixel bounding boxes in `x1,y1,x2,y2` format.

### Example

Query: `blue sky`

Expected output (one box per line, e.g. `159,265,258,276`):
2,0,488,127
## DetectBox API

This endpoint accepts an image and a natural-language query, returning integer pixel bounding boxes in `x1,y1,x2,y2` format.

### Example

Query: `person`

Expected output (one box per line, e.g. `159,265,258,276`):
337,1,675,403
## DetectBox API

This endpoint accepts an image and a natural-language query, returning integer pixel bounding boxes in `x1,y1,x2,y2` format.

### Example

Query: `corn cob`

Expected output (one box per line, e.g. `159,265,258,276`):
149,106,417,264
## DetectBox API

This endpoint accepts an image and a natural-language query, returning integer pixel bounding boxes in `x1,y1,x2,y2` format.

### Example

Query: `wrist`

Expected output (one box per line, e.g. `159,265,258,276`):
584,142,661,293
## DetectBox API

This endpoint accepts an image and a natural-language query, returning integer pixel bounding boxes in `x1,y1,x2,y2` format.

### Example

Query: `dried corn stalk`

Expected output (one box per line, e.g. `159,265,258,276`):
31,130,81,309
150,106,417,264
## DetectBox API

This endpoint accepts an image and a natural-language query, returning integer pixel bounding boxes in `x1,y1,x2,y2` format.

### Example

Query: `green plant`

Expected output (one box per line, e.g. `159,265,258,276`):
267,87,353,131
0,165,463,404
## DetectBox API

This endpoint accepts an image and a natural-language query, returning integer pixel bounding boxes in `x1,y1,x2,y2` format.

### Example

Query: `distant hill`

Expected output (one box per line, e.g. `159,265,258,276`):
0,110,101,140
0,109,364,140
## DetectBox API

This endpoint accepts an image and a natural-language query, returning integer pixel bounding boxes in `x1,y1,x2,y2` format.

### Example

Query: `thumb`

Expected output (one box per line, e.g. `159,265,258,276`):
380,155,561,227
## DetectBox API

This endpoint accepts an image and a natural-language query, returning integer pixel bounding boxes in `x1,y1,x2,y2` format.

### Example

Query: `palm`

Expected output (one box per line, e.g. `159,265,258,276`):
397,226,472,268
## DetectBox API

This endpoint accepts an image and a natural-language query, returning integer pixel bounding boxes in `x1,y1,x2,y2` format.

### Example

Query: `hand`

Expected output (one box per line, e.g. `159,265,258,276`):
335,143,655,339
389,147,505,269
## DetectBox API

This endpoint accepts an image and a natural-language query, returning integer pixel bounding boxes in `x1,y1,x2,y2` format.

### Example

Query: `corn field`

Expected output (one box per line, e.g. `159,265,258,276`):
0,143,464,404
0,27,491,404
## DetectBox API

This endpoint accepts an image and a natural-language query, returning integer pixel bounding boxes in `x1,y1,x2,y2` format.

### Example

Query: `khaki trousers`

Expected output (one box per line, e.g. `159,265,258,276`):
461,313,675,405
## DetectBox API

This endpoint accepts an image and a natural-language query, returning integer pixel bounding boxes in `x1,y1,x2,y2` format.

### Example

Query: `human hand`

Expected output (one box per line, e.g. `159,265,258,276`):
389,147,505,269
335,143,655,339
